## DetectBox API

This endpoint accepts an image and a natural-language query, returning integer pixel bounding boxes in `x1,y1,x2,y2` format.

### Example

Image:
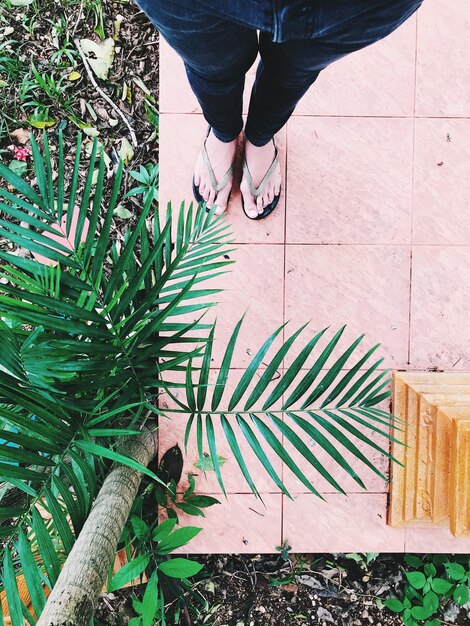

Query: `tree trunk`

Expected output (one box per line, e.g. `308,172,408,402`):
36,428,158,626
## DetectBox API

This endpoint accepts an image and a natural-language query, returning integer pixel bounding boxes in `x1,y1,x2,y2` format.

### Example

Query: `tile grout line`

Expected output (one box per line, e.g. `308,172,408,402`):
407,11,419,367
221,242,470,247
280,120,290,546
161,111,470,121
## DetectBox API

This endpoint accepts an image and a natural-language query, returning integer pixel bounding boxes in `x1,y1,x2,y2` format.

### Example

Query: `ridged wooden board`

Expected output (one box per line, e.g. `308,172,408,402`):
389,372,470,536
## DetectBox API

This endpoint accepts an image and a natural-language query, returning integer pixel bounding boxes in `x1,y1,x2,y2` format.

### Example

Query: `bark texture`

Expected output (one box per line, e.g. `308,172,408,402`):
36,428,158,626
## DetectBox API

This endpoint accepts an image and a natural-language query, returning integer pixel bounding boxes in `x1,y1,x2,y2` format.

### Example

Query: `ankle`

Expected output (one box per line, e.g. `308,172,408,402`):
206,131,238,151
245,137,274,154
245,130,275,147
209,127,240,146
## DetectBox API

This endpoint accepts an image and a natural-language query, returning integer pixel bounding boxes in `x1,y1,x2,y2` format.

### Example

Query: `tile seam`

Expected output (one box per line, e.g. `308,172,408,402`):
214,242,470,248
408,8,419,364
161,112,470,120
280,118,290,546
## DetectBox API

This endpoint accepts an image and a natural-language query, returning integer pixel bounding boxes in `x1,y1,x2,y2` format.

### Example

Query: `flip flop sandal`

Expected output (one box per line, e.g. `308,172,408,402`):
241,138,281,220
192,127,235,213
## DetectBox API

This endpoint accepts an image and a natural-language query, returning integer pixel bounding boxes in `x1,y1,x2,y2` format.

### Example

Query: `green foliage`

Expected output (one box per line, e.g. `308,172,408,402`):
175,320,400,498
0,131,402,622
0,40,27,83
158,558,203,579
154,469,222,520
0,39,29,140
0,3,105,138
0,130,230,622
126,164,159,202
109,555,151,593
118,472,217,624
24,62,75,111
345,552,379,570
130,572,162,626
275,541,293,562
85,0,106,40
384,554,470,625
47,15,80,67
130,572,161,626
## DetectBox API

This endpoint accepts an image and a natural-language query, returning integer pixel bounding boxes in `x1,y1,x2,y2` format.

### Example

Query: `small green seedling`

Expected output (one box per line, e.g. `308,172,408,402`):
384,554,470,626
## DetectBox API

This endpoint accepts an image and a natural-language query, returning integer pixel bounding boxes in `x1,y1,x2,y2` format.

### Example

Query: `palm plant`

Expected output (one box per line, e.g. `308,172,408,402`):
0,132,400,624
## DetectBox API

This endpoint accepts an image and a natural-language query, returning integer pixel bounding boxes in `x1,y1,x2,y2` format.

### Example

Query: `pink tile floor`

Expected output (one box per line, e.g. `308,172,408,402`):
158,0,470,553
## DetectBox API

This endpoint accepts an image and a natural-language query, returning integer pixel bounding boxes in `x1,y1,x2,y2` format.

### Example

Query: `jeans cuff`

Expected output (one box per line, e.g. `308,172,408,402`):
211,126,242,144
243,130,274,147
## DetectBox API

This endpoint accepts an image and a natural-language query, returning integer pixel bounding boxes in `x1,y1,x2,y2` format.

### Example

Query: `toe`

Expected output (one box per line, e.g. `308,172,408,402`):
209,188,217,207
240,179,259,219
256,196,265,215
197,182,204,201
214,187,231,215
194,172,200,187
214,203,226,216
244,195,258,219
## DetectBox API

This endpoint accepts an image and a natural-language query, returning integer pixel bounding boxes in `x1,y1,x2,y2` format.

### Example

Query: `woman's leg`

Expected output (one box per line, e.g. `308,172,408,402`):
138,0,258,141
136,0,258,210
241,0,423,216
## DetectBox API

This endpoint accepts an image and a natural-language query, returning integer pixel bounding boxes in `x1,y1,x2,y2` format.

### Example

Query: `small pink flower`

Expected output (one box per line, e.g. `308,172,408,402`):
13,146,31,162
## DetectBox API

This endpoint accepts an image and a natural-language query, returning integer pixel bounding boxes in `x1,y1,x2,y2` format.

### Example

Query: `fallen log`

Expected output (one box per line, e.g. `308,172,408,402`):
36,428,158,626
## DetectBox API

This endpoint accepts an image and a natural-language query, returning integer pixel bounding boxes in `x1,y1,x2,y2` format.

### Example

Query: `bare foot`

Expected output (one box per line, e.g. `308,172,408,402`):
193,130,237,215
240,138,281,219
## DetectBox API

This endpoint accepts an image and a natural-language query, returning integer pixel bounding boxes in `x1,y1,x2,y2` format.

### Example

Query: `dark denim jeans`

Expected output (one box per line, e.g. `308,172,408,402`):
137,0,423,146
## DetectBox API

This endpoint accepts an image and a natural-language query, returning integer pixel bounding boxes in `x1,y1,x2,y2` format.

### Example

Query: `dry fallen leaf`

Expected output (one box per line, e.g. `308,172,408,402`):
80,38,115,80
10,128,30,145
96,106,110,121
118,137,134,165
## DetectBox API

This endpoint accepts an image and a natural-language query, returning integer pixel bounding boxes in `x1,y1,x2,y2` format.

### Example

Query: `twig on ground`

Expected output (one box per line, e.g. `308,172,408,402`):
136,40,159,48
73,38,138,147
182,606,192,626
241,557,256,590
71,0,84,38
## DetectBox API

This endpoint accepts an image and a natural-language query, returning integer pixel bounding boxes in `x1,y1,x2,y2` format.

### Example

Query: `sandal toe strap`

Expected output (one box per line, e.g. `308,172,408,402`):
201,142,235,193
243,146,279,198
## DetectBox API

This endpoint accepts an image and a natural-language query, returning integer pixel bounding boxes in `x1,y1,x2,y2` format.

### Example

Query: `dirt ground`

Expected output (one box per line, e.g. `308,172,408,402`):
94,551,470,626
1,0,158,170
1,0,160,258
186,553,405,626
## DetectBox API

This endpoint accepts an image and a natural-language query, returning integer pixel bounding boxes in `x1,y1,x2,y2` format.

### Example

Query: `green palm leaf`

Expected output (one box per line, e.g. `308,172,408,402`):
16,528,47,617
236,413,289,497
3,549,24,626
171,320,401,498
0,131,234,620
